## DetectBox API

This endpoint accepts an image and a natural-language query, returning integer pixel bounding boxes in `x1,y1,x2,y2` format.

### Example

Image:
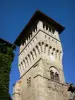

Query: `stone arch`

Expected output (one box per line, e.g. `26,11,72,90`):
23,59,26,69
28,54,31,62
36,45,40,54
33,48,37,57
48,46,52,55
30,51,34,60
38,42,42,52
25,57,29,66
49,66,59,72
44,44,47,53
27,56,29,65
32,49,36,59
24,59,27,68
20,62,23,73
21,61,25,71
29,52,32,61
27,54,31,65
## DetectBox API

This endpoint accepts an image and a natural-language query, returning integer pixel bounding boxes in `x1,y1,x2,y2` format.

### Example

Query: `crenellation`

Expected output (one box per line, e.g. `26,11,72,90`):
29,34,32,40
19,20,61,54
43,25,47,33
43,21,55,35
25,39,28,45
20,45,23,53
54,30,60,40
37,21,43,31
27,37,29,44
32,31,35,36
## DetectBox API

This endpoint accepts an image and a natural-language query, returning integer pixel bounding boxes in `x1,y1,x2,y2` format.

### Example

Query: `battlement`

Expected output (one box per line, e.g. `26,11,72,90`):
14,10,65,46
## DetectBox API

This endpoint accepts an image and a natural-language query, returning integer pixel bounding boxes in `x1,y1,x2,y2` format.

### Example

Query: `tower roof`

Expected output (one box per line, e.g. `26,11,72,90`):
14,10,65,46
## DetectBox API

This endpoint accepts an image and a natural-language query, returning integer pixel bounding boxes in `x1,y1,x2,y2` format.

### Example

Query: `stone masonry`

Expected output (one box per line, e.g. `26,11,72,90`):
13,10,72,100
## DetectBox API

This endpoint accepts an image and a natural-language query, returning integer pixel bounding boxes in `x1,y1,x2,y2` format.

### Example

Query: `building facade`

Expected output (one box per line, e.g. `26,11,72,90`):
13,10,74,100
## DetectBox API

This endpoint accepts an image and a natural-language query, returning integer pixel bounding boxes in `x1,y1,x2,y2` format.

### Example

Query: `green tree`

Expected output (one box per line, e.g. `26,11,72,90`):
0,46,14,100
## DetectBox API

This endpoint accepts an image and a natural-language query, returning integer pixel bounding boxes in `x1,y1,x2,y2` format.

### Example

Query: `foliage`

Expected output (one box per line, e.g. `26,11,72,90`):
0,46,14,100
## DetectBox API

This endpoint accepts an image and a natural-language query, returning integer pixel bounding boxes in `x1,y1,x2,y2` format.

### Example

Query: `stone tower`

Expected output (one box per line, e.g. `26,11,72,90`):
13,10,69,100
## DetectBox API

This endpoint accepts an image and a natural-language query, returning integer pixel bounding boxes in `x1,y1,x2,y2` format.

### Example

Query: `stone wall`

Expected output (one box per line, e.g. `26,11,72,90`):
13,58,69,100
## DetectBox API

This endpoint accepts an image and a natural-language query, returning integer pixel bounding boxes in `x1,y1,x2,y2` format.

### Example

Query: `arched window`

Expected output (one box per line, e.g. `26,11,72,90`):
50,66,60,82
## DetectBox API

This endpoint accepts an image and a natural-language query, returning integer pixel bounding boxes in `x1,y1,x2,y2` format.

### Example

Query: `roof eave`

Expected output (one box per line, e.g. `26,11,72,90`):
14,10,65,46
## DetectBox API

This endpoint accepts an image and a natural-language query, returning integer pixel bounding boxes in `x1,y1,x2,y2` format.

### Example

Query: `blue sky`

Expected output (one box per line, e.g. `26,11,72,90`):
0,0,75,97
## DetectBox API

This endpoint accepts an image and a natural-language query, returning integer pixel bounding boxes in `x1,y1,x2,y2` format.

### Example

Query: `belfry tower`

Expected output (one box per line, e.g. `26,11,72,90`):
13,10,69,100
